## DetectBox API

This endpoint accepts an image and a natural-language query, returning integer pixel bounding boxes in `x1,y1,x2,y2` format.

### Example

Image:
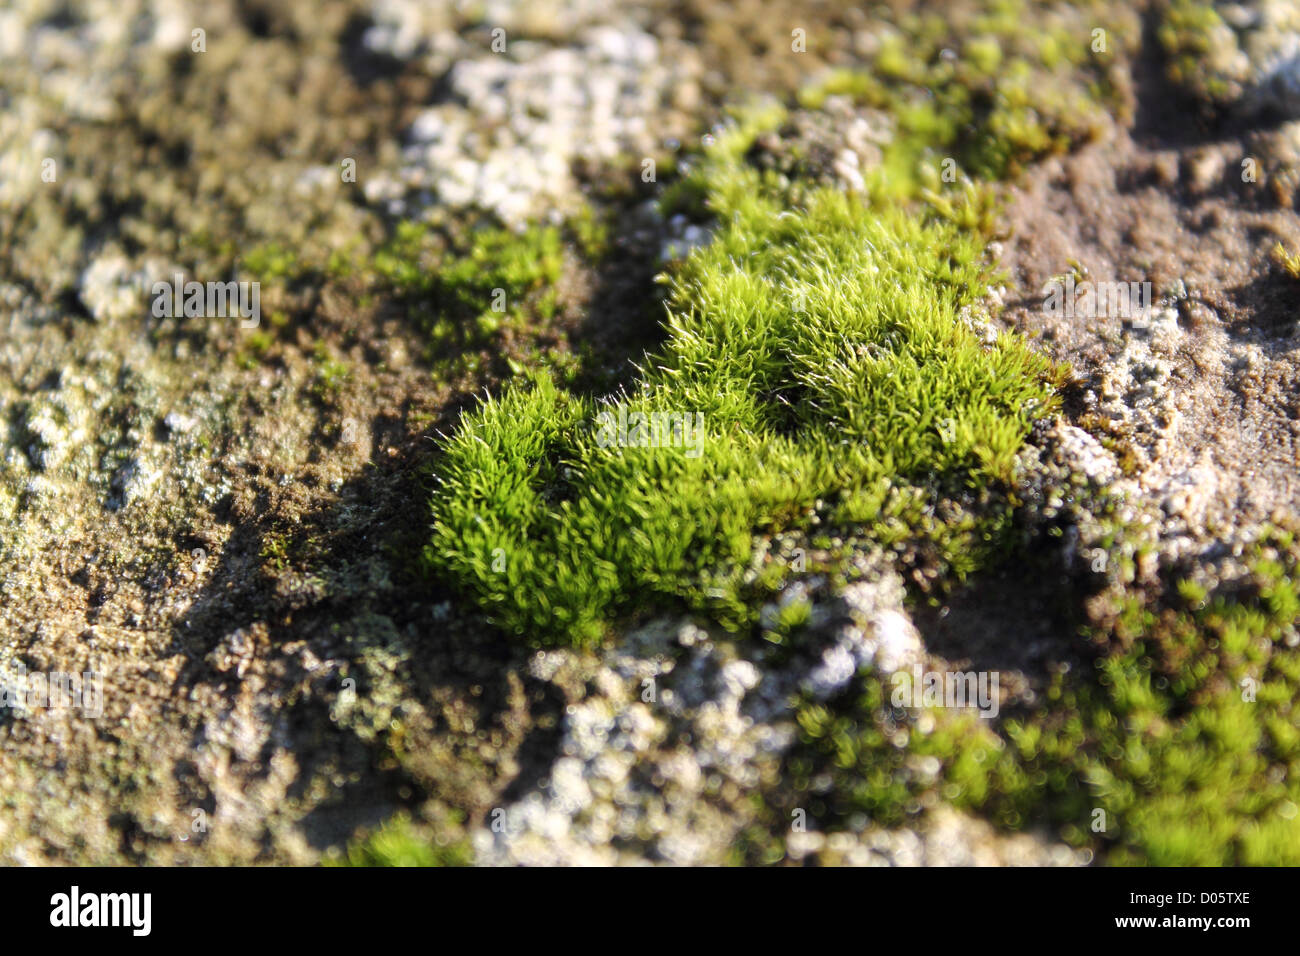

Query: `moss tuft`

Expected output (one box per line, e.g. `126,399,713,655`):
799,0,1137,180
331,814,472,867
423,113,1062,646
1158,0,1239,106
1271,241,1300,280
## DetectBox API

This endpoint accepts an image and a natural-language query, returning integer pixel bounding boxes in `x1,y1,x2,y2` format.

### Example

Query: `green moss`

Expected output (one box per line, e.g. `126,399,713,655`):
800,0,1136,180
260,532,291,572
370,218,573,374
424,112,1062,646
237,329,274,369
331,813,472,867
1158,0,1237,105
310,341,350,399
242,241,303,283
772,529,1300,865
568,203,611,261
416,92,1300,854
404,3,1264,867
1272,242,1300,280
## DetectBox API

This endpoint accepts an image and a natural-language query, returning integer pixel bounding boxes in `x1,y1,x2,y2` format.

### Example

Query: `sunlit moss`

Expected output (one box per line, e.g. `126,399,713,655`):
423,109,1063,646
777,530,1300,865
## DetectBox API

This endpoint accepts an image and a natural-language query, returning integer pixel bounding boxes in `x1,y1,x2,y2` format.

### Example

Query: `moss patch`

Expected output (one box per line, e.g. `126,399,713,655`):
330,813,472,867
762,525,1300,866
367,216,605,384
1158,0,1239,107
800,0,1137,180
423,109,1064,647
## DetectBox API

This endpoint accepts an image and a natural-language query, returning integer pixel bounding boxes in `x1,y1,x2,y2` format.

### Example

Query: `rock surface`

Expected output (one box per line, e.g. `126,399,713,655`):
0,0,1297,866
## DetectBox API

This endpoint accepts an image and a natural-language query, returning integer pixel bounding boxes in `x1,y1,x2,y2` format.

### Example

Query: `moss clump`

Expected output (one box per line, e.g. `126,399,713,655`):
1158,0,1240,106
310,341,351,399
370,218,580,377
800,0,1136,180
423,112,1063,646
236,329,274,369
776,530,1300,865
375,221,563,309
231,212,598,384
242,241,304,283
331,814,471,867
1271,241,1300,279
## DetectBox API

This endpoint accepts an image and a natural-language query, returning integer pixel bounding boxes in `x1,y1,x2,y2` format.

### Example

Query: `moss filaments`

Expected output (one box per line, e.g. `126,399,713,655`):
1157,0,1240,106
424,112,1062,646
1271,241,1300,279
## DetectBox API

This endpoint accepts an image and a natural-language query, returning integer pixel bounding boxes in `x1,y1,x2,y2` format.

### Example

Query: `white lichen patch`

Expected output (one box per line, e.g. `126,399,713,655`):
77,254,155,324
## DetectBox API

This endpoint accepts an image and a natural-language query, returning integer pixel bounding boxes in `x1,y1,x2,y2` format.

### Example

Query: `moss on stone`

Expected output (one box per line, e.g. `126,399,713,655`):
331,813,472,867
1158,0,1240,106
774,526,1300,865
423,109,1064,646
800,0,1137,179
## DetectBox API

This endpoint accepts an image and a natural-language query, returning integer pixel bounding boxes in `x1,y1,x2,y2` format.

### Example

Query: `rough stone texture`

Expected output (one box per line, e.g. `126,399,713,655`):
378,27,703,225
474,576,1079,866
